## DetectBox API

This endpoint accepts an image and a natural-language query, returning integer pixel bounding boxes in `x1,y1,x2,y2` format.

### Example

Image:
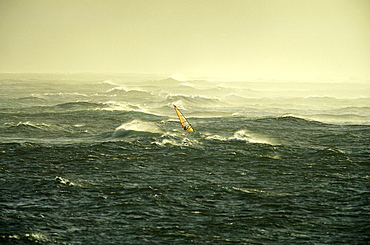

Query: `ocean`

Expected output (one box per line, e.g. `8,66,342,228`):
1,73,369,244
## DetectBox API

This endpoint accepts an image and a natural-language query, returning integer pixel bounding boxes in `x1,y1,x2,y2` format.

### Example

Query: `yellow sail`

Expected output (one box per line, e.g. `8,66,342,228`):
173,105,195,132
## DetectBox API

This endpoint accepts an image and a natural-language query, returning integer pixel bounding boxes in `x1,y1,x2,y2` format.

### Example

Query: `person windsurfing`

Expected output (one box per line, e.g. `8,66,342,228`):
173,105,195,132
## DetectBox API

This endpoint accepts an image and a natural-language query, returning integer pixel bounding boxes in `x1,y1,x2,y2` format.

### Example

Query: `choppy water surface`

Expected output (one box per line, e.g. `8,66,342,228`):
1,74,369,244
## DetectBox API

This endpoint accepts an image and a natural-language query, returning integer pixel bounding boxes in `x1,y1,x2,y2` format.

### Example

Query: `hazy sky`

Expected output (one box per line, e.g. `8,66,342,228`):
1,0,369,80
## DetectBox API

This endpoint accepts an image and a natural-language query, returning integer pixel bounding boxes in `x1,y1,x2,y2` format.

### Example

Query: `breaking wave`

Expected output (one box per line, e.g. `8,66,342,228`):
205,129,277,145
112,119,162,138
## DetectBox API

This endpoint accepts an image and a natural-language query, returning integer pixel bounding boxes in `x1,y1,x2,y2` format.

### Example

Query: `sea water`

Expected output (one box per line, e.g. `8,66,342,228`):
1,73,369,244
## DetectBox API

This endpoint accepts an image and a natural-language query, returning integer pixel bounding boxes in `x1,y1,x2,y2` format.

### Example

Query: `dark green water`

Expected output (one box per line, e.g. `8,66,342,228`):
1,74,369,244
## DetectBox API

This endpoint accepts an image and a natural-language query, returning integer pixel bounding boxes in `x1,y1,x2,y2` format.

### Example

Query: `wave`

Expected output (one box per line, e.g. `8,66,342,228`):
107,87,134,93
250,114,367,125
2,121,80,138
335,106,370,113
55,176,77,186
102,101,142,111
112,120,162,138
0,232,57,244
41,92,89,100
4,122,52,132
101,80,120,86
53,101,105,110
153,77,182,86
205,129,277,145
17,101,110,113
17,96,48,102
251,115,326,126
303,114,370,125
153,132,202,148
256,114,370,125
165,94,224,108
106,88,161,103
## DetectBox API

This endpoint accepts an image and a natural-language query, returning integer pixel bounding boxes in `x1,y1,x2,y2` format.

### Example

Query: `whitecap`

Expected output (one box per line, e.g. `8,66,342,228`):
55,176,76,186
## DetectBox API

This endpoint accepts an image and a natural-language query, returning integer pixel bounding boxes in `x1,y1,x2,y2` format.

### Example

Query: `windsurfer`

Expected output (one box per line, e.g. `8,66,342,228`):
173,105,195,132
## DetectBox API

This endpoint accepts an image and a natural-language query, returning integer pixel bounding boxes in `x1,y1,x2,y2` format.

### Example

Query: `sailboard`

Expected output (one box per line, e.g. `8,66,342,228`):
173,105,195,132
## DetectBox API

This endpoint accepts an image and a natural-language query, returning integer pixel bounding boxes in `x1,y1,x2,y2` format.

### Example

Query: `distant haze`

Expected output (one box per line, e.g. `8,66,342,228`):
0,0,369,80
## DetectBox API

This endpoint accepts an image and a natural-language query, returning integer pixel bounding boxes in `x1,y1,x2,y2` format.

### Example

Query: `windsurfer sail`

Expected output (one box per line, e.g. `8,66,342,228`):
173,105,195,132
